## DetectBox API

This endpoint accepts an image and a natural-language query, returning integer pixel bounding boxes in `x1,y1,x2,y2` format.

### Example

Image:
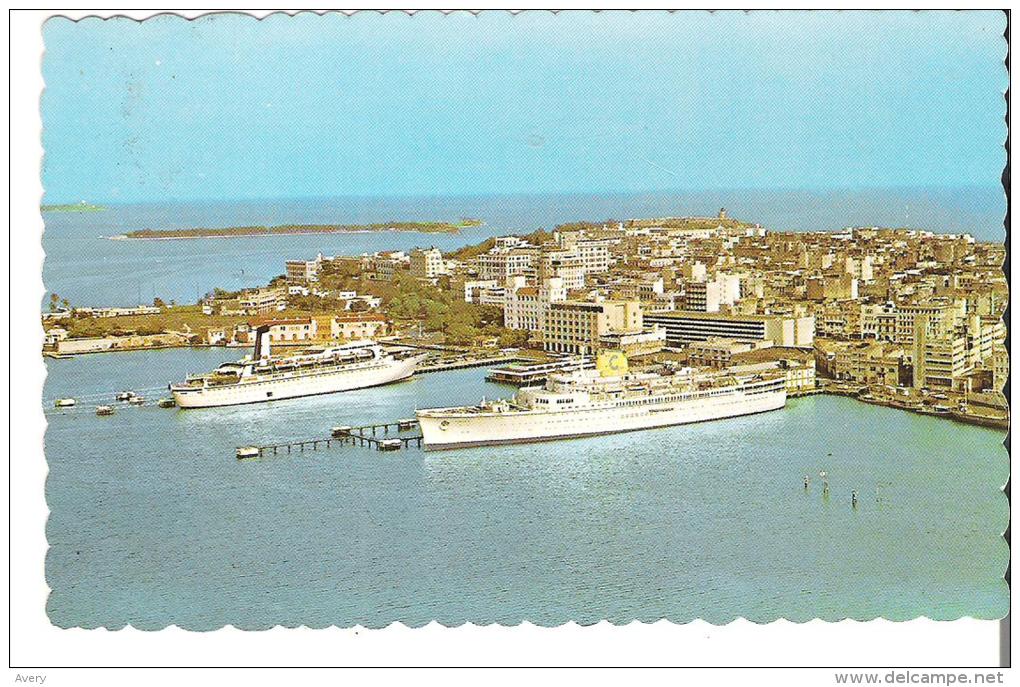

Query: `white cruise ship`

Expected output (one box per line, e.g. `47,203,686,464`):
417,355,786,450
170,325,426,408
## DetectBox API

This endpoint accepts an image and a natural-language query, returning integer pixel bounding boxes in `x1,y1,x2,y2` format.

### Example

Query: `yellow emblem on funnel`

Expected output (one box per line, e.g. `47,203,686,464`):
596,350,628,377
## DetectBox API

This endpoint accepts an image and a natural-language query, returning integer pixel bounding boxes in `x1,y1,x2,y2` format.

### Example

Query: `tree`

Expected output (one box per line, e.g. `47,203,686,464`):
48,293,59,312
153,297,166,308
497,328,531,348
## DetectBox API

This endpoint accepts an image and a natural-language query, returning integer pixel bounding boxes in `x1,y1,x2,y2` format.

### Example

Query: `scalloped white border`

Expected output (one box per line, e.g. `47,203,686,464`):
9,6,1007,672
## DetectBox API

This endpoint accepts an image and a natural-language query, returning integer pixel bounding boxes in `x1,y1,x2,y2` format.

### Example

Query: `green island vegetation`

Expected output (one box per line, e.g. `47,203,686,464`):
122,219,483,240
41,201,106,213
57,245,531,348
295,260,529,347
59,304,257,339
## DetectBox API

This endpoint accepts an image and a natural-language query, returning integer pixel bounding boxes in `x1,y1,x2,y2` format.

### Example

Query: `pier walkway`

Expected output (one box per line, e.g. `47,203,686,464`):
238,419,423,458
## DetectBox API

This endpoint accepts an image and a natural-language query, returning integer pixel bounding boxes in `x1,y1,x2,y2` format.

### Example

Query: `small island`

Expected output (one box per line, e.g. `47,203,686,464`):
42,201,106,213
116,219,484,240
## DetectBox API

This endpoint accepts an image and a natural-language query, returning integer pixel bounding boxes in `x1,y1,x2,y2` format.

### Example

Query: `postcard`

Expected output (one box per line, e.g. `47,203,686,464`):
27,8,1009,665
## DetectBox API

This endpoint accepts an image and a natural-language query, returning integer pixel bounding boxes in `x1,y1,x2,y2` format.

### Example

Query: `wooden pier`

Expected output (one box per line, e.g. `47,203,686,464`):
237,419,423,459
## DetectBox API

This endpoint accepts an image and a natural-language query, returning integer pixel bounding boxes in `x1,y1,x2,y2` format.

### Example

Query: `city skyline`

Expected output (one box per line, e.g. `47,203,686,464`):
42,11,1007,204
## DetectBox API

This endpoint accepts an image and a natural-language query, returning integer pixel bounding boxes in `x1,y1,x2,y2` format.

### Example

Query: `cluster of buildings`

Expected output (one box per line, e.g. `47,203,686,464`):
291,212,1004,403
47,209,1005,408
443,212,1005,399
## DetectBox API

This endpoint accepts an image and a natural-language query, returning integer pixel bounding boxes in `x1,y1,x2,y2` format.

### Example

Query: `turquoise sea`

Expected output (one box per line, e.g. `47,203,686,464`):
44,348,1008,628
42,187,1004,307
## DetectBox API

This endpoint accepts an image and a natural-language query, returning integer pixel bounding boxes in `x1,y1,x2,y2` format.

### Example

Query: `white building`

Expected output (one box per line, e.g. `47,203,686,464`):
285,254,324,282
540,250,586,291
463,279,500,304
410,248,447,281
476,247,537,282
253,317,318,342
503,276,566,332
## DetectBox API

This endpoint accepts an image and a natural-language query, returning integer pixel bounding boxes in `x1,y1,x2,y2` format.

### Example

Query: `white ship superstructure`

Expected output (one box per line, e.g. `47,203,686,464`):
170,325,425,408
417,363,786,450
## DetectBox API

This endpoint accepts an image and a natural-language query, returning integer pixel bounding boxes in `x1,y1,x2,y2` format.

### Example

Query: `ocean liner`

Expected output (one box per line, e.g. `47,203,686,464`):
417,352,787,450
170,325,426,408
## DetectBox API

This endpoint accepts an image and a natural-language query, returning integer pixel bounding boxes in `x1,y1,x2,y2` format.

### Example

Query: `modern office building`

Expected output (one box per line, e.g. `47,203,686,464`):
643,310,815,348
543,299,643,355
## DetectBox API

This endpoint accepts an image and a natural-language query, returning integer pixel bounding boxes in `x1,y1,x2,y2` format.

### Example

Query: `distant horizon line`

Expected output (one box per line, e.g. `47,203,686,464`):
41,183,1004,208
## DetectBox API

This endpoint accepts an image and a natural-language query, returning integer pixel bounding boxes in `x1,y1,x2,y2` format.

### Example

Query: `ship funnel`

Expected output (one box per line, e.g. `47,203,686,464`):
253,325,272,360
596,350,628,377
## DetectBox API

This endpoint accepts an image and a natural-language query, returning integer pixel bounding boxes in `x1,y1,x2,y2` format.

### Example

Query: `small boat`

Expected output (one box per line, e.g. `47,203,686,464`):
235,446,260,459
115,391,136,402
378,439,402,451
54,398,76,408
128,396,146,406
397,418,417,431
157,398,176,408
331,426,352,438
95,405,115,416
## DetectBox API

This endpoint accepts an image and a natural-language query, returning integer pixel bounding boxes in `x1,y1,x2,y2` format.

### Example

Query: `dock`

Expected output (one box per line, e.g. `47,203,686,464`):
416,354,520,374
237,419,423,459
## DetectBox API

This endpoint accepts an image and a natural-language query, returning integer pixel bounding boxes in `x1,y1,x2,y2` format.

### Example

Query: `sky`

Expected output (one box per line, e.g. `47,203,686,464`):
42,11,1007,204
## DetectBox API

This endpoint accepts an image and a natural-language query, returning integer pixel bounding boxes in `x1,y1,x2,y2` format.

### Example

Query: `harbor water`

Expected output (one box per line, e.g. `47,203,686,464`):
44,348,1008,629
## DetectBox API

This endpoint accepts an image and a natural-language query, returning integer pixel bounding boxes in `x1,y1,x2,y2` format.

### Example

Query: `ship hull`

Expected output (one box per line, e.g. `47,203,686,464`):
172,356,419,408
418,388,786,450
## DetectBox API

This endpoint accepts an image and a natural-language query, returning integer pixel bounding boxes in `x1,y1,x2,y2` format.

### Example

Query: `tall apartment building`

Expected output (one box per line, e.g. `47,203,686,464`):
684,280,721,312
683,273,741,312
476,246,537,282
913,330,970,390
503,276,566,331
643,310,815,348
285,254,324,283
965,315,1005,368
543,299,643,355
410,248,446,281
540,250,586,291
557,237,612,274
860,301,960,344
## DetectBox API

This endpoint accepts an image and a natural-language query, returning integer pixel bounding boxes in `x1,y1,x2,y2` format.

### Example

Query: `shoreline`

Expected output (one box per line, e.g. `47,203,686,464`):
43,344,1006,431
109,228,465,241
110,222,485,241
